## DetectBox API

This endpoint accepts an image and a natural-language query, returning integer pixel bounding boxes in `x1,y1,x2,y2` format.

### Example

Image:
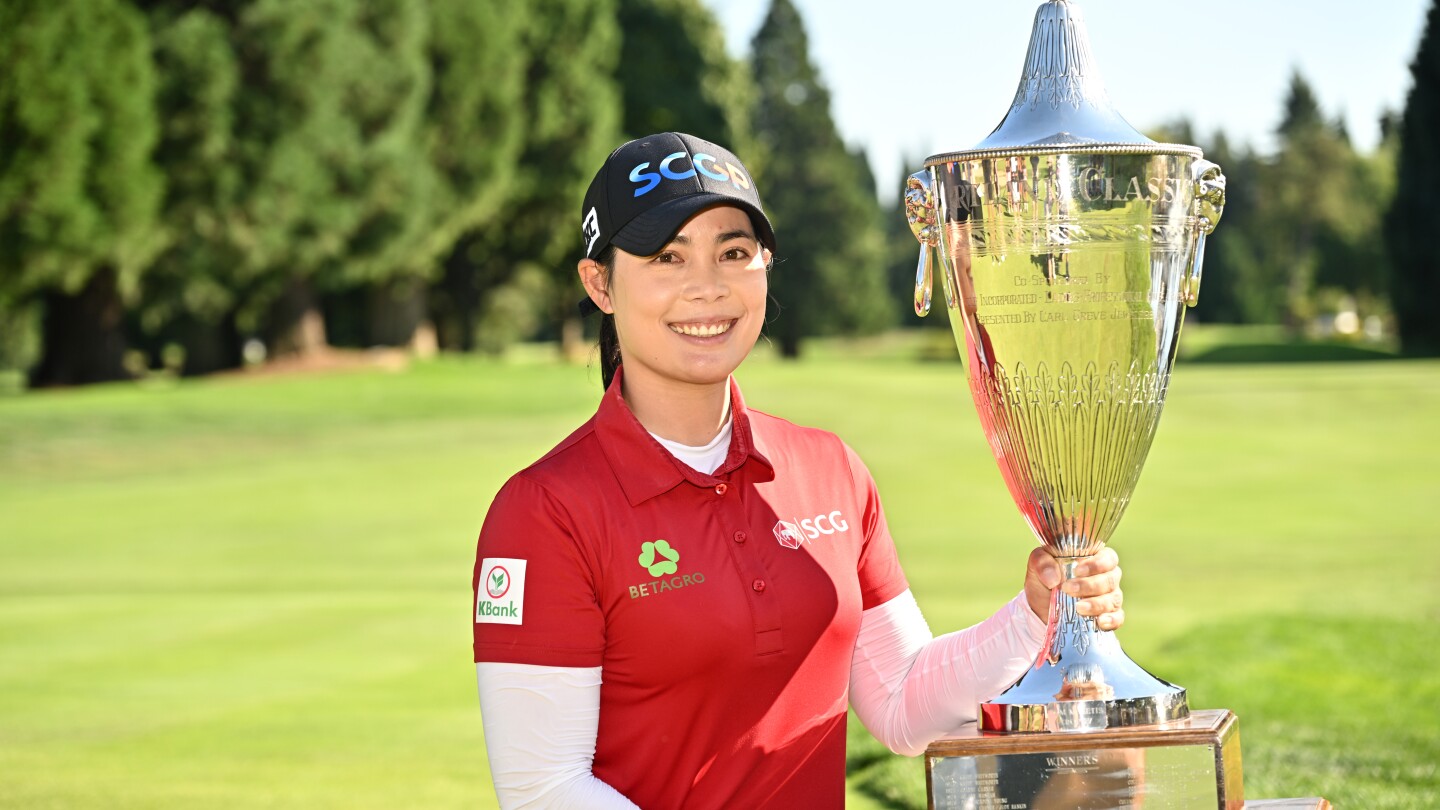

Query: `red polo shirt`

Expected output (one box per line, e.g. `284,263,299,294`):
472,370,909,809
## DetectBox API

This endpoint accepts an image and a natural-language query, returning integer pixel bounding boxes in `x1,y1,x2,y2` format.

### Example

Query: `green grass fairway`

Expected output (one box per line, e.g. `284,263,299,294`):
2,353,1437,808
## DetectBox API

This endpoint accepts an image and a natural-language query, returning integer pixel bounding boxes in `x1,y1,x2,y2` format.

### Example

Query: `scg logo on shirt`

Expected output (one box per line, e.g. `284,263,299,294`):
773,511,848,549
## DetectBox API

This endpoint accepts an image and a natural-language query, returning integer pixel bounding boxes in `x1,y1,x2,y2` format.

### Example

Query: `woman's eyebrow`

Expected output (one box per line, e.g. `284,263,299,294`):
661,230,757,250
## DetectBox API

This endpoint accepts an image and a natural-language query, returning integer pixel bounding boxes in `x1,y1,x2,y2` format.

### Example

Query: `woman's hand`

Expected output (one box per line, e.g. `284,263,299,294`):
1024,546,1125,631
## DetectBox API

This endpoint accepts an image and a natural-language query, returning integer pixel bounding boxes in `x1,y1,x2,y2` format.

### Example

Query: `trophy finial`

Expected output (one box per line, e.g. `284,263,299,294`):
970,0,1153,151
1011,0,1109,113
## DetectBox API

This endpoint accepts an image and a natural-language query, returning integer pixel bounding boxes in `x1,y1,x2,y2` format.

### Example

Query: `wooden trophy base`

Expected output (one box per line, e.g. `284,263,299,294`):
925,708,1334,809
926,708,1245,809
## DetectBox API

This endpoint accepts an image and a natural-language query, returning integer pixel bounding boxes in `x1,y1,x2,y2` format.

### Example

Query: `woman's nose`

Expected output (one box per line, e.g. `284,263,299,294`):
684,259,728,301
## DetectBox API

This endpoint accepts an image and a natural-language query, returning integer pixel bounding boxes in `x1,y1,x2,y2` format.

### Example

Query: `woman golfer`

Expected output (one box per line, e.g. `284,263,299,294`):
471,132,1124,809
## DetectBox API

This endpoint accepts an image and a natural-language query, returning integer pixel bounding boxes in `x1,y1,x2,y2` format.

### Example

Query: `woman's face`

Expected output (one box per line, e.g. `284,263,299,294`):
581,205,770,391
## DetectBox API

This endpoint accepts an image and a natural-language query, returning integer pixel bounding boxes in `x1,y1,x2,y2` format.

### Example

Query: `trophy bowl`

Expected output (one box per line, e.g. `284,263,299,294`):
906,0,1226,734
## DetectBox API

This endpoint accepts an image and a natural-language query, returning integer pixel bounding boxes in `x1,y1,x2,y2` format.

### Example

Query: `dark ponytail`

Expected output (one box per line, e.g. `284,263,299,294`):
595,246,622,391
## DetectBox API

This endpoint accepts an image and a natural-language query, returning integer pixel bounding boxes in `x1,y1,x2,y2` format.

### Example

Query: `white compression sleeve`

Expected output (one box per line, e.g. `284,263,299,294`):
476,663,641,810
849,589,1049,757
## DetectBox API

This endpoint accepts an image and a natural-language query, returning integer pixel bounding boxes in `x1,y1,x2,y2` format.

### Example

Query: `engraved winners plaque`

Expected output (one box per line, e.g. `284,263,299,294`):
927,710,1243,810
903,1,1240,807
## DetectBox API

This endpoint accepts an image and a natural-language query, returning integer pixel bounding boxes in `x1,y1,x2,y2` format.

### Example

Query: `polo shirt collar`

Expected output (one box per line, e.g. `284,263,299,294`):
595,367,775,506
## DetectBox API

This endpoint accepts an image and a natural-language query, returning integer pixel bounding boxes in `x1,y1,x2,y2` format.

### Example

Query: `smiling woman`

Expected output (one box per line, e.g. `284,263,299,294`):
468,132,1128,810
579,206,770,444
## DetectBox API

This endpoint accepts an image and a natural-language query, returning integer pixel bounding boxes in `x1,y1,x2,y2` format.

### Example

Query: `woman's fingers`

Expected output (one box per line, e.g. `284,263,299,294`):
1063,547,1122,600
1095,607,1125,631
1027,546,1063,589
1025,546,1128,630
1065,547,1126,629
1063,566,1123,599
1074,546,1119,578
1075,588,1124,616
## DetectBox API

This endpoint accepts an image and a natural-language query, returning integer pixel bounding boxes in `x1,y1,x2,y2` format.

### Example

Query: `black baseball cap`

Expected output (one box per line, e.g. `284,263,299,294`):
578,133,776,315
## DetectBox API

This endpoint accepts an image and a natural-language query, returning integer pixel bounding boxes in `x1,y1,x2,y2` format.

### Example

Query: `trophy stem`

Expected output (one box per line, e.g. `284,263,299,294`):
980,554,1189,733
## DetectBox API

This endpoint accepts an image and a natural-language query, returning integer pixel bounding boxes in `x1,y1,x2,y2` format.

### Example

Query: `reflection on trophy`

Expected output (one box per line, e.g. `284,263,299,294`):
902,1,1285,808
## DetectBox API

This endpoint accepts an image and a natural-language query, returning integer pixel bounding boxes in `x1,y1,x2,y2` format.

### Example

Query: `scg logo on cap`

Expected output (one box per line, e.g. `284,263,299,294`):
629,152,752,198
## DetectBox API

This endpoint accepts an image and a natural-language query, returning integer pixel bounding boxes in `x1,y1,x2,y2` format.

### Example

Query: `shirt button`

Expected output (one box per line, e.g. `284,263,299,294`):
752,579,766,593
715,483,728,495
733,531,747,544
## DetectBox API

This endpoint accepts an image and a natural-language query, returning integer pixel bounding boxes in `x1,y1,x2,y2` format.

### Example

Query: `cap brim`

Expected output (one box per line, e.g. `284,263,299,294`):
610,193,777,258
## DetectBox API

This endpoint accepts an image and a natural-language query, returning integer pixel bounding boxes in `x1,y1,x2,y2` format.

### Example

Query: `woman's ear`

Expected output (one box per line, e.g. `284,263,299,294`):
577,258,614,315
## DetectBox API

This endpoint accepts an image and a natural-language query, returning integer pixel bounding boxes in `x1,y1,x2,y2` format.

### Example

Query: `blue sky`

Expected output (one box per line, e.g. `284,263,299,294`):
702,0,1431,196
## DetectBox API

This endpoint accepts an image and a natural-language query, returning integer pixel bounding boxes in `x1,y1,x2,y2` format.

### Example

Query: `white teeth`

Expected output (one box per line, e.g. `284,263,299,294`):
671,321,733,338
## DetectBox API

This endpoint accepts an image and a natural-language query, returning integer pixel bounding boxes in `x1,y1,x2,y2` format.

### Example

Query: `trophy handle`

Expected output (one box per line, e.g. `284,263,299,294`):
904,170,940,317
1184,159,1227,307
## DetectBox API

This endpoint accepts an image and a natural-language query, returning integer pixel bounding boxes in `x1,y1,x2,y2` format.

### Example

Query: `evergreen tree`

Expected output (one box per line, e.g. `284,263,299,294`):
1258,72,1361,330
172,0,440,358
132,6,245,374
615,0,753,152
322,0,443,350
451,0,621,356
1313,122,1395,314
131,1,444,362
0,0,164,385
1192,132,1264,325
1278,71,1326,137
749,0,892,357
1385,0,1440,355
422,0,528,351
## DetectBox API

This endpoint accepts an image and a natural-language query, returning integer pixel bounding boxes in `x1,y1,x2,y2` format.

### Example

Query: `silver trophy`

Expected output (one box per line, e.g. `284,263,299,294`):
906,0,1227,734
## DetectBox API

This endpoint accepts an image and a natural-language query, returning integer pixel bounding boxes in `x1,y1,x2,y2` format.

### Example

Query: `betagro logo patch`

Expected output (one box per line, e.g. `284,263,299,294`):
476,558,526,625
629,540,705,600
638,539,679,576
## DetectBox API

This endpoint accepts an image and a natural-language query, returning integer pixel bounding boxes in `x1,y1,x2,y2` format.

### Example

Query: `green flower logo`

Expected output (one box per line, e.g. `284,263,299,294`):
638,540,679,577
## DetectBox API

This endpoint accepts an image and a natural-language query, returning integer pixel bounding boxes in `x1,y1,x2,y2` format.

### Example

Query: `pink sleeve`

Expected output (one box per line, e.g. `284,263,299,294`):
850,590,1048,756
844,444,910,610
472,475,606,668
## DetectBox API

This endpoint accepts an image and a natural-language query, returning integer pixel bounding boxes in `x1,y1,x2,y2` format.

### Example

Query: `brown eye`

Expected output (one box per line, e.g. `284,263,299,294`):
652,251,679,264
722,247,751,262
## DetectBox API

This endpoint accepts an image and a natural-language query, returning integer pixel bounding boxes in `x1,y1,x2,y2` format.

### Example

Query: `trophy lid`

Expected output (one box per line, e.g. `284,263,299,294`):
926,0,1200,165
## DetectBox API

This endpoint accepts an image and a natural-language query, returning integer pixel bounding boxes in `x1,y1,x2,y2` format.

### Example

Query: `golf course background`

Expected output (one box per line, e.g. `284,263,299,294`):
2,336,1437,808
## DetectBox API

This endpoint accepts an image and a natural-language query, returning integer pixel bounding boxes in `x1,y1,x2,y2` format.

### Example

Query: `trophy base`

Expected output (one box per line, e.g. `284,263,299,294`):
981,687,1190,735
981,618,1189,733
927,708,1244,809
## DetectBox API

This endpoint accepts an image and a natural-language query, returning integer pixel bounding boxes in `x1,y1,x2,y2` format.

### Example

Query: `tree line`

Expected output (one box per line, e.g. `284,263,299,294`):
1,0,1436,387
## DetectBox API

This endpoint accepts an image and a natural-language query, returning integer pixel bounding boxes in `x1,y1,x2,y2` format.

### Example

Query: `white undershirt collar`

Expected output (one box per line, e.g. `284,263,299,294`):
649,394,732,476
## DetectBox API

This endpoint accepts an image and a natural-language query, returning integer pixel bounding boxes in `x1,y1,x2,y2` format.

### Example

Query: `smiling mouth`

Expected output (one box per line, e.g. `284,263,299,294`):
669,320,735,338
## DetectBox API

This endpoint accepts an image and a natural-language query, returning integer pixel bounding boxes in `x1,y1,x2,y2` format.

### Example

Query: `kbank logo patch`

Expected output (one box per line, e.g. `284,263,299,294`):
475,557,526,625
629,540,705,600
